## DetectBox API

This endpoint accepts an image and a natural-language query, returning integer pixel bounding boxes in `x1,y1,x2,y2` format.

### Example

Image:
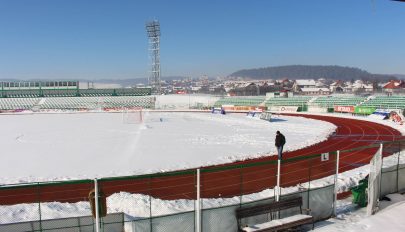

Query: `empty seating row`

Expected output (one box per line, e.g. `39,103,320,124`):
40,97,96,109
312,96,366,107
3,94,41,98
0,98,40,110
214,97,266,107
361,96,405,109
40,96,155,109
0,88,151,98
264,96,312,107
102,96,155,109
0,96,155,110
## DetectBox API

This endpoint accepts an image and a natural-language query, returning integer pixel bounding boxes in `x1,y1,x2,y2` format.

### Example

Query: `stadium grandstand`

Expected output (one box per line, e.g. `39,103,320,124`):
0,96,155,111
0,80,151,98
0,80,154,111
212,94,405,114
360,96,405,109
39,96,155,110
213,96,266,107
264,96,312,111
311,96,367,107
0,98,39,110
213,95,313,112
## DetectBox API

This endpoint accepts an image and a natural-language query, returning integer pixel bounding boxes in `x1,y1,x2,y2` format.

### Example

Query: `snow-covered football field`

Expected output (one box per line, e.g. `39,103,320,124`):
0,111,336,184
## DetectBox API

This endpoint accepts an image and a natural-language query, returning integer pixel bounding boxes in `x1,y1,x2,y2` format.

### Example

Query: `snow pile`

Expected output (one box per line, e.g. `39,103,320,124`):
0,201,91,223
314,194,405,232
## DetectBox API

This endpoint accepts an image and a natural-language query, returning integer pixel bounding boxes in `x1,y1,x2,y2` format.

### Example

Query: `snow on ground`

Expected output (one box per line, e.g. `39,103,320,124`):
2,102,405,230
0,112,336,184
154,94,220,110
314,193,405,232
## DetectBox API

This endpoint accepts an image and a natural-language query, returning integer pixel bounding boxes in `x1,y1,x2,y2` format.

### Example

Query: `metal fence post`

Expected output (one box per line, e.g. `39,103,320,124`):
276,159,281,202
240,166,243,207
149,177,153,232
378,143,383,200
397,142,401,193
196,168,201,232
37,182,43,232
94,179,100,232
307,158,312,209
333,150,340,216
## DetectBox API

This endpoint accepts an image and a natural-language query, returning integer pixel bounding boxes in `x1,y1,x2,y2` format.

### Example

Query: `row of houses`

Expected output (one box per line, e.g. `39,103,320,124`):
151,76,405,96
223,79,405,96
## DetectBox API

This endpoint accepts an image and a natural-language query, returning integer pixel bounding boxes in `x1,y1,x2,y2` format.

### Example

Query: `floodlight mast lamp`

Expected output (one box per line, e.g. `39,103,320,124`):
145,20,161,94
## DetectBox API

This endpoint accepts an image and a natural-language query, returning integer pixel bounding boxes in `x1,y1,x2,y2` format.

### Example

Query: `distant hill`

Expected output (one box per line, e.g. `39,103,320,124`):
393,74,405,79
229,65,397,81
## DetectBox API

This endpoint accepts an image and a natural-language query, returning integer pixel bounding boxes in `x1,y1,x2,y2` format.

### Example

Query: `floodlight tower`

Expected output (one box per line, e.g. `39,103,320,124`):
145,20,161,94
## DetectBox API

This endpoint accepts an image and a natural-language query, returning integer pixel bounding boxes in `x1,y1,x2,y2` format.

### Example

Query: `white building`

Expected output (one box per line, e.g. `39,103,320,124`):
293,79,317,92
300,87,330,95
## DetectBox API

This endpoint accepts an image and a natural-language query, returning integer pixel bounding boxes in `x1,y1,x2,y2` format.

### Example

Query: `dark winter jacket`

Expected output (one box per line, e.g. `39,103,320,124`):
275,133,286,147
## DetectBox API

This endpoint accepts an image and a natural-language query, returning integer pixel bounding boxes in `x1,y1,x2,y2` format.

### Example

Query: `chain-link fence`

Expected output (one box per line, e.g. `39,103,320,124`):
0,180,95,231
99,170,197,232
1,140,405,232
381,141,405,196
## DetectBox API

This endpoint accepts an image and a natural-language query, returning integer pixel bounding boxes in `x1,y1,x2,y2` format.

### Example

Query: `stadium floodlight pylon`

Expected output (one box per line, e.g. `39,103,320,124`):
145,20,161,94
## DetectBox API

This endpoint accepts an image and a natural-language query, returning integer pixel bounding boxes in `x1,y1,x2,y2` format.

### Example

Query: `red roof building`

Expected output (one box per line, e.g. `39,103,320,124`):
383,80,405,89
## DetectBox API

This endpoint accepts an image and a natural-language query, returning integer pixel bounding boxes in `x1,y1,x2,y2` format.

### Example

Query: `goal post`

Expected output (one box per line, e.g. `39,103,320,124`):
122,107,143,124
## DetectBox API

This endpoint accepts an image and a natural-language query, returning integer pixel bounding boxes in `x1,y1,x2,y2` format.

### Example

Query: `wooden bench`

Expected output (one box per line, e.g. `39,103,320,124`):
236,197,314,231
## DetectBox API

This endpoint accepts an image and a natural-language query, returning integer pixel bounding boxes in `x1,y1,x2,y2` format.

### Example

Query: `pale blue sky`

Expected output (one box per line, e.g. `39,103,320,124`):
0,0,404,79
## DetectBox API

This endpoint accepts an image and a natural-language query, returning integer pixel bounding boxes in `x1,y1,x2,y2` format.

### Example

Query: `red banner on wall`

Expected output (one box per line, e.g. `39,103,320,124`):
334,105,355,113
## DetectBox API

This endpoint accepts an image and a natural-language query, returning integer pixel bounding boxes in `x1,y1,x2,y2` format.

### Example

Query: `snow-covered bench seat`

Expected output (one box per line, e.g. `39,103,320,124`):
236,197,314,231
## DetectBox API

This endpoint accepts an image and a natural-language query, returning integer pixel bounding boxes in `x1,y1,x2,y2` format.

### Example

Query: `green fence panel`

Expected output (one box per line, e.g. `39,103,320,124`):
354,106,376,115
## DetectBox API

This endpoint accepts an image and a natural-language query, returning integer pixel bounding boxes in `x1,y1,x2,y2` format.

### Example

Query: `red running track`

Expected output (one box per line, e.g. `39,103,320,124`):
0,114,404,205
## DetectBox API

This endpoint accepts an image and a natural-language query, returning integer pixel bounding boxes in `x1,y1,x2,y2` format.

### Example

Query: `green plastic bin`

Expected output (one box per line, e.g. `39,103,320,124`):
351,179,368,207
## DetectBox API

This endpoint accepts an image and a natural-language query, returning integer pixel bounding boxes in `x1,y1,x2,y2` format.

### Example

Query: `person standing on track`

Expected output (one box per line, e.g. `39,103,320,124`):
275,131,286,160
